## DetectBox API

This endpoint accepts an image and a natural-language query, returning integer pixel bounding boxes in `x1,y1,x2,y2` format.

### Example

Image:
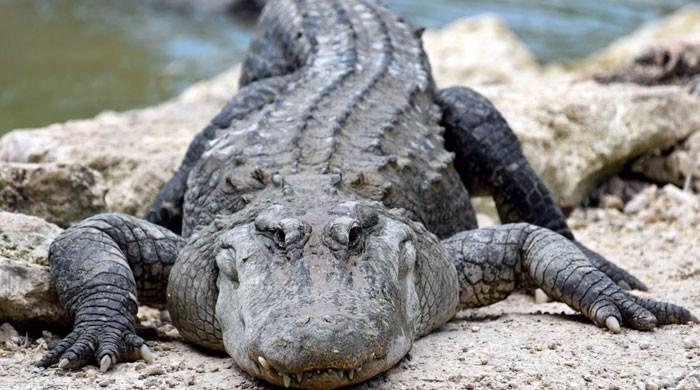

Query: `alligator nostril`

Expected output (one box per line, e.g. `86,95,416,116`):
326,216,364,251
275,228,286,244
348,226,361,247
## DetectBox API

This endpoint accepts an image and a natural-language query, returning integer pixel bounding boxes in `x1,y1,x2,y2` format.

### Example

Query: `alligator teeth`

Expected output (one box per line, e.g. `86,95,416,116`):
337,370,346,380
283,373,291,388
294,373,303,383
348,370,354,380
258,356,271,370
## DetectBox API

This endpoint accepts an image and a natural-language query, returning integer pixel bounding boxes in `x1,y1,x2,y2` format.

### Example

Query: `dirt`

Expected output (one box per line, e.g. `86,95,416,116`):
1,186,699,390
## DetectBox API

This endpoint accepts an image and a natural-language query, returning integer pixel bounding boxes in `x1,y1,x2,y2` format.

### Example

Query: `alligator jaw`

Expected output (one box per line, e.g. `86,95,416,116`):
245,354,387,389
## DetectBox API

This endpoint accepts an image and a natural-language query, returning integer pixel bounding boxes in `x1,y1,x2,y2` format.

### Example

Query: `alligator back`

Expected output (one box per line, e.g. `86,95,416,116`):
184,0,475,238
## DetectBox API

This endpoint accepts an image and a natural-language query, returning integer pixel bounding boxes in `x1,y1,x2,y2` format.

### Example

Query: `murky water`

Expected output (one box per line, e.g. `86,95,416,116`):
0,0,697,134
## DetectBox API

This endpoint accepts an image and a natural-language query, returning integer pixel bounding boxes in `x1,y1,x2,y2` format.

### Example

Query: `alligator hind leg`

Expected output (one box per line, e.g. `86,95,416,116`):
37,213,183,372
442,224,696,330
436,86,647,290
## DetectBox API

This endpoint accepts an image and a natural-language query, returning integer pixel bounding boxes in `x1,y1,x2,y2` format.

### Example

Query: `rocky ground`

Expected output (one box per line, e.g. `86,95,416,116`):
1,5,700,390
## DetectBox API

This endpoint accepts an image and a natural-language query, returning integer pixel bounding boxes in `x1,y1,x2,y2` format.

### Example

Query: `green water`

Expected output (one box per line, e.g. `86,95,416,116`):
0,0,697,135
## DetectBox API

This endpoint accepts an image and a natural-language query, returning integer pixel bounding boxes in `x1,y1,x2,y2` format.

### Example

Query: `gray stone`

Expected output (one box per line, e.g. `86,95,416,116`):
0,211,62,267
0,322,19,345
0,212,69,326
624,193,651,215
477,81,700,206
683,336,698,349
575,6,700,73
632,131,700,194
0,163,107,227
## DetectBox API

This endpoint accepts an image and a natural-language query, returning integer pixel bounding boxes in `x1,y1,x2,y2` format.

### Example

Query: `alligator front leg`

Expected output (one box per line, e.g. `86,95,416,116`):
37,213,183,371
436,86,647,290
442,224,695,330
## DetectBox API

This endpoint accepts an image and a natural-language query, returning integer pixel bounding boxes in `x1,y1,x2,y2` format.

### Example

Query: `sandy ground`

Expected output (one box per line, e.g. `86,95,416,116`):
1,187,699,390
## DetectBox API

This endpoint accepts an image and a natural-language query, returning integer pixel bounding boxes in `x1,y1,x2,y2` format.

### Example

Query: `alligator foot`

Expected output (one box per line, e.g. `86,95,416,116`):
444,223,695,331
37,318,153,371
574,242,648,291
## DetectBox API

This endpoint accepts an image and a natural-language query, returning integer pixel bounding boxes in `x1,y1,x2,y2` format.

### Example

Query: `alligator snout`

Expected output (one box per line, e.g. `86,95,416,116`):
246,313,389,388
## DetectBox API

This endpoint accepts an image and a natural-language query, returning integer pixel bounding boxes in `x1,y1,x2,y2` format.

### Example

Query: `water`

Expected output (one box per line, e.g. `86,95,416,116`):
0,0,697,135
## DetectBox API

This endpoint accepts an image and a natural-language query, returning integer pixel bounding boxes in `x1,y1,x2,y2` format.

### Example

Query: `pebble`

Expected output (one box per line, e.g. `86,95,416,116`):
663,184,699,209
138,364,165,379
602,195,624,210
644,380,659,390
0,323,19,345
638,341,651,350
677,375,700,390
624,193,650,214
683,337,698,350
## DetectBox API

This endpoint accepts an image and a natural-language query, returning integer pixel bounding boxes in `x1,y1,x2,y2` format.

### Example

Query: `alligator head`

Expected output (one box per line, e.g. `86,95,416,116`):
213,200,458,389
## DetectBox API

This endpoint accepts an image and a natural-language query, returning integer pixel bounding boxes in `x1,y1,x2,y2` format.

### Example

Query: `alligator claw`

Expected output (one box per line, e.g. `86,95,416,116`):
99,355,112,373
140,345,155,363
605,317,621,333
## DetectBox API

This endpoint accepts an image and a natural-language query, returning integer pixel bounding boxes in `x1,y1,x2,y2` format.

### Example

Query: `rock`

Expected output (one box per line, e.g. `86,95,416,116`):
631,131,700,193
0,212,69,326
624,193,650,215
422,16,548,87
662,184,699,209
0,322,19,345
678,376,700,390
593,42,700,89
601,195,624,211
683,336,698,350
0,211,62,267
644,380,659,390
477,81,700,206
138,365,165,379
577,6,700,72
0,163,107,227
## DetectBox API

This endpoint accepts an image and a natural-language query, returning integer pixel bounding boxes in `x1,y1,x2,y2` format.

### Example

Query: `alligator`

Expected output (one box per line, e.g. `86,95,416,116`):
37,1,695,388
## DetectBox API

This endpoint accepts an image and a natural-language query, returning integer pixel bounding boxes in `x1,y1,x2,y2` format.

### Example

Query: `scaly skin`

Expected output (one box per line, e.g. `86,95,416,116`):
38,1,695,389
